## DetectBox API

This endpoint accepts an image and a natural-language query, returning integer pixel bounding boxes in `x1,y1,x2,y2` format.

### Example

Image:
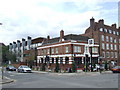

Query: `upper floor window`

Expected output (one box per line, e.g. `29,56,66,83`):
115,52,117,58
74,46,81,53
119,39,120,43
110,37,113,42
101,35,104,41
109,30,112,34
114,45,117,50
110,44,113,50
114,38,116,43
105,28,107,32
47,49,50,54
117,32,119,35
100,28,103,32
51,48,54,54
102,43,105,49
102,51,105,58
111,52,114,58
106,43,109,50
106,52,110,58
92,47,98,53
56,48,58,54
106,36,109,42
113,31,116,35
65,46,69,53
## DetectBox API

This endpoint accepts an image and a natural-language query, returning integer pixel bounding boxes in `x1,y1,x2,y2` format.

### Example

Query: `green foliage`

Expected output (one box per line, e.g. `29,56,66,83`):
55,62,59,73
41,63,46,71
104,61,108,70
1,45,16,64
72,62,77,73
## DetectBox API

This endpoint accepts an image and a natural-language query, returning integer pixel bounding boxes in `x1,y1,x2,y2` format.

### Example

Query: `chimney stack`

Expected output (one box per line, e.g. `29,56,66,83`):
60,30,64,41
98,19,104,25
90,17,95,27
111,24,116,28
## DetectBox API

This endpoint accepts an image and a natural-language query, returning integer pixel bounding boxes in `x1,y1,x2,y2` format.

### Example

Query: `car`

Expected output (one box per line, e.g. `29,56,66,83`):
111,66,120,73
18,65,32,73
6,65,16,71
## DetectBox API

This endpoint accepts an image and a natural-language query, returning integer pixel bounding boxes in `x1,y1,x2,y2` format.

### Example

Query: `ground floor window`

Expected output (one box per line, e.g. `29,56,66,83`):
56,58,59,63
52,58,54,64
41,58,43,63
65,57,69,64
60,57,63,64
74,57,82,65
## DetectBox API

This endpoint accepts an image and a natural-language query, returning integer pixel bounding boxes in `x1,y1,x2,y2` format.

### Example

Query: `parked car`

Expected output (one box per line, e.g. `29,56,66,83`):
6,65,16,71
18,65,32,73
111,66,120,73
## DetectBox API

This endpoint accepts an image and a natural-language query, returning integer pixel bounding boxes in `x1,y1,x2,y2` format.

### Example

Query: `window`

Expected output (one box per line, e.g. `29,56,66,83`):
105,28,107,32
56,48,58,54
51,48,54,54
115,52,117,58
74,46,81,53
65,46,69,53
56,58,59,63
52,58,54,63
114,45,117,50
113,31,116,35
119,45,120,50
92,47,98,53
117,32,119,35
106,36,109,42
47,49,50,54
106,44,109,50
65,57,69,64
100,28,103,31
101,35,104,41
114,38,116,43
60,57,63,64
109,30,112,34
111,52,114,58
106,52,110,58
110,37,113,42
119,39,120,43
102,51,105,58
102,43,105,49
84,46,89,54
110,44,113,50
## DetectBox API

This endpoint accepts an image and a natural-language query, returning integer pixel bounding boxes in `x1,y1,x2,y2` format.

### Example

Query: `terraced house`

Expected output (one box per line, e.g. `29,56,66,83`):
37,30,99,70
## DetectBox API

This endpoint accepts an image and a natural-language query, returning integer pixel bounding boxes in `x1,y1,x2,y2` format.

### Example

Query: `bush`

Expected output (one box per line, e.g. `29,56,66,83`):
72,62,77,73
41,63,46,71
55,62,59,73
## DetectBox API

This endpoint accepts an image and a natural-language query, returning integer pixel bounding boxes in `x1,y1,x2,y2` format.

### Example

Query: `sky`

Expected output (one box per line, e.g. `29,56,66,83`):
0,0,119,45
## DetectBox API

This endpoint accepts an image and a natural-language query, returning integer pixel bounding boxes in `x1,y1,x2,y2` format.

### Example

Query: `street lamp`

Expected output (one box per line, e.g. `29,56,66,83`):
88,39,94,72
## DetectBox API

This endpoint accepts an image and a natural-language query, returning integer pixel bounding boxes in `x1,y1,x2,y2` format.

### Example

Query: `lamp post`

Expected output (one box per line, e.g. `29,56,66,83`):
88,39,94,72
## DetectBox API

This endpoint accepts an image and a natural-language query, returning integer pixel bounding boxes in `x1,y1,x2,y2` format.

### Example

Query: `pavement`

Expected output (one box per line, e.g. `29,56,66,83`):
0,70,112,84
0,76,14,84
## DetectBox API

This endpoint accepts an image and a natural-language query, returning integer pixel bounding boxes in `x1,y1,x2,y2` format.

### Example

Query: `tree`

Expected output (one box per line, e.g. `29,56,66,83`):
2,45,16,64
55,61,59,73
72,62,77,73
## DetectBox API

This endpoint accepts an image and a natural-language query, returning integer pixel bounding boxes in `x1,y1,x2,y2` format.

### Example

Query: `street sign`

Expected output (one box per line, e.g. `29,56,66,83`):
88,39,94,47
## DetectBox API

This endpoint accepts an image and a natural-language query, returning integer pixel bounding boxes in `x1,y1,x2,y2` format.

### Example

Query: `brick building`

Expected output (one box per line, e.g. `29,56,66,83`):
82,18,120,66
37,30,99,71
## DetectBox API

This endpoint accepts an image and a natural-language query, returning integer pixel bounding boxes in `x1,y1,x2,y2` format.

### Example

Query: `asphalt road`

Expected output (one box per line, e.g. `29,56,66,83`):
2,70,119,88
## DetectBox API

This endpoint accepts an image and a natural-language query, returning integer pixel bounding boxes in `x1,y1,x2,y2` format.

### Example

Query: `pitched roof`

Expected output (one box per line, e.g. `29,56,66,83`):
42,34,90,45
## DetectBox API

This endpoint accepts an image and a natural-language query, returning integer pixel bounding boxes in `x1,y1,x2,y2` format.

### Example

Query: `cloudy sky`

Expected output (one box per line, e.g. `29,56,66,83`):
0,0,119,45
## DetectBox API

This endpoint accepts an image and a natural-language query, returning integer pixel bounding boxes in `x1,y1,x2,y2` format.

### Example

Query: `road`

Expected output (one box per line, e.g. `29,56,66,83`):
2,70,119,88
